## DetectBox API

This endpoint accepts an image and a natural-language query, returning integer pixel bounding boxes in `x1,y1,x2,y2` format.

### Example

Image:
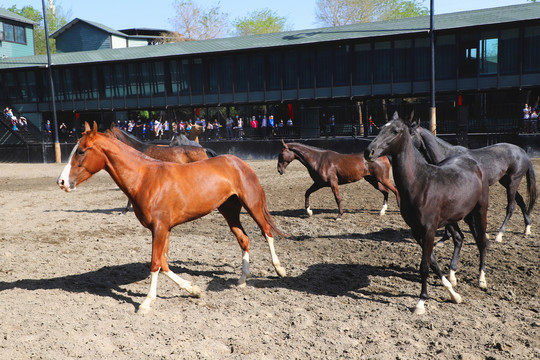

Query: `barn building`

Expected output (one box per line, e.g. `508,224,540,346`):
0,2,539,160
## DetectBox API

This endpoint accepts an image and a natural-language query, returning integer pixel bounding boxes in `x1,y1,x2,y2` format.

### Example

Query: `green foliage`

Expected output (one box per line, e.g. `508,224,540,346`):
5,2,70,55
233,9,289,36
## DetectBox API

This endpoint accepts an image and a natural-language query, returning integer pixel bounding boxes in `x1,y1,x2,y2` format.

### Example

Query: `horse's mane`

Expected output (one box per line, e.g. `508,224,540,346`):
287,142,328,154
111,126,145,145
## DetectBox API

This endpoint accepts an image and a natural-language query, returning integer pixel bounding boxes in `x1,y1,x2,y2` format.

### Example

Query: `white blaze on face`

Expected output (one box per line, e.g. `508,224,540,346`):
56,143,79,192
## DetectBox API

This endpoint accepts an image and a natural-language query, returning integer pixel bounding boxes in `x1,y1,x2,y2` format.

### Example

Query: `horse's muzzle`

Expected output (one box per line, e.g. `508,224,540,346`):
56,177,73,192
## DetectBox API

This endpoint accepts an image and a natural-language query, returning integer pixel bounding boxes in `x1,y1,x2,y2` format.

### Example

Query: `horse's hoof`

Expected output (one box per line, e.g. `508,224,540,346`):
275,266,287,278
138,298,153,314
495,232,503,242
191,285,202,298
335,217,342,221
306,207,313,216
525,225,531,236
237,280,247,288
450,292,462,304
479,280,487,289
413,305,426,315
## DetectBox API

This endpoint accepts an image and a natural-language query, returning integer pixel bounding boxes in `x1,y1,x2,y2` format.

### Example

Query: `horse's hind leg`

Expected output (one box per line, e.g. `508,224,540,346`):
496,178,520,242
445,224,464,287
218,197,252,287
465,208,488,289
365,175,389,215
514,191,532,235
305,183,322,216
330,181,344,220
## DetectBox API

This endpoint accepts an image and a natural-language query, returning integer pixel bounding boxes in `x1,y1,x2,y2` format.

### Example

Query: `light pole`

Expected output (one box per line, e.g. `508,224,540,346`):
42,0,61,163
430,0,437,135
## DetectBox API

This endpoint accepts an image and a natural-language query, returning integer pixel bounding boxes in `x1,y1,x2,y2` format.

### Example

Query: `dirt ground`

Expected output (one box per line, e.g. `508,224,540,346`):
0,157,539,359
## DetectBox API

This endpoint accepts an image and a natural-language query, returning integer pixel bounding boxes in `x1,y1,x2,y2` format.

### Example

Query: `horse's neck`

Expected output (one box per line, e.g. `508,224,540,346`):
100,138,147,197
392,136,426,192
119,132,148,152
420,129,457,163
291,146,318,169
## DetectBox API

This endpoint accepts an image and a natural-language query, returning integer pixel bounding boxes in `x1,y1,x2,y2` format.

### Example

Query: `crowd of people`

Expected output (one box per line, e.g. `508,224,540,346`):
4,107,28,132
113,114,297,141
522,103,539,133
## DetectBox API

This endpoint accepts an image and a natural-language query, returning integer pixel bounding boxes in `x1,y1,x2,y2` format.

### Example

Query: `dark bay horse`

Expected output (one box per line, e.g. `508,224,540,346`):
365,114,489,315
277,140,399,220
409,121,537,242
57,122,287,313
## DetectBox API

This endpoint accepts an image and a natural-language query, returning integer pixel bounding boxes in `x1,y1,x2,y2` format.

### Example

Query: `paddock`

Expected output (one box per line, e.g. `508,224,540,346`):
0,159,538,358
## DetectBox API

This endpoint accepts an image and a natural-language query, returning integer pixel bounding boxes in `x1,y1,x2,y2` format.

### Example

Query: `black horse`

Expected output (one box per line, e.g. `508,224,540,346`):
409,120,536,242
365,113,490,315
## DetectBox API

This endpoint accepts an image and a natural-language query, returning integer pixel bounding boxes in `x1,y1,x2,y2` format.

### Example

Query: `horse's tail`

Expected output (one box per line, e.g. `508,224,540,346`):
261,195,291,239
526,160,537,215
205,147,218,158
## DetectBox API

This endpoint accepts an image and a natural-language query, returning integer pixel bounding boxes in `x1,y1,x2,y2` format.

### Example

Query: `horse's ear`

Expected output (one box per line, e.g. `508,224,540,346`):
392,111,399,121
92,121,98,134
84,122,91,132
110,122,116,130
408,110,415,124
416,118,421,127
281,139,288,149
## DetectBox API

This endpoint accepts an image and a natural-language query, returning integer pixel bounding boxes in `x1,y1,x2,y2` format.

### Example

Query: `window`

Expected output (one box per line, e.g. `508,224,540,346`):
459,33,479,77
353,43,371,84
283,50,298,89
299,48,314,88
435,35,456,79
267,52,282,90
524,26,540,73
3,23,26,44
499,29,518,75
249,53,264,91
334,44,350,86
414,37,429,81
479,32,498,75
235,54,249,91
394,39,412,82
373,41,391,83
316,47,332,87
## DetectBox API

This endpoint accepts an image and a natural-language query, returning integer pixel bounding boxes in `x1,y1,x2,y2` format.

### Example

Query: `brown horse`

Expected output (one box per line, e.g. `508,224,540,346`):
277,140,399,220
107,126,212,212
189,124,205,143
57,122,287,313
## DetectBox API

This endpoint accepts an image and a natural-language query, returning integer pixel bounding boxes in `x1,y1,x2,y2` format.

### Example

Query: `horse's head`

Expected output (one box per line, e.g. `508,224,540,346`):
365,115,409,161
57,122,107,192
407,118,427,155
277,140,294,175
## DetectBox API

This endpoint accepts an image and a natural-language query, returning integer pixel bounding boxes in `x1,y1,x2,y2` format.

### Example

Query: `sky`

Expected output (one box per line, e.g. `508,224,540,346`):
9,0,533,33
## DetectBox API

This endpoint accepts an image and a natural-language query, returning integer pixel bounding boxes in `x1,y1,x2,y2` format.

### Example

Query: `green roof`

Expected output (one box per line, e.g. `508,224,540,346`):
0,8,38,26
1,2,539,70
50,18,129,39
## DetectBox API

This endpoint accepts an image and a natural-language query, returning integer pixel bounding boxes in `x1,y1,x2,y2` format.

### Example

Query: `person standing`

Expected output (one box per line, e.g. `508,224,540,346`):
523,104,531,133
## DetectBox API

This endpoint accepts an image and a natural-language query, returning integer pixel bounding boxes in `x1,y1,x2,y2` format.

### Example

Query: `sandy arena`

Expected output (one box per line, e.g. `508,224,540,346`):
0,158,539,359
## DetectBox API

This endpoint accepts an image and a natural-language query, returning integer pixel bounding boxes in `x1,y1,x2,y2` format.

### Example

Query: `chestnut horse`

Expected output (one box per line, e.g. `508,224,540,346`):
107,125,213,212
409,120,537,242
365,114,489,314
57,122,287,313
277,140,399,220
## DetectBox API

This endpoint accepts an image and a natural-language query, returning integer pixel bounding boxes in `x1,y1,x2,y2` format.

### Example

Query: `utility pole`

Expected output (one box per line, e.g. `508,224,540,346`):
429,0,437,135
42,0,61,163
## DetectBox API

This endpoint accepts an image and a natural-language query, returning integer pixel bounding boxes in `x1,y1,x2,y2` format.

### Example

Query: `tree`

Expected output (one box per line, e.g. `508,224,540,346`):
233,9,289,36
315,0,428,27
6,1,70,54
168,1,228,41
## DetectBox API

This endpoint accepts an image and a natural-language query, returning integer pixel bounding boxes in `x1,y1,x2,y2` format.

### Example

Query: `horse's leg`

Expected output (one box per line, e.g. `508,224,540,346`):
139,223,199,314
514,190,532,235
465,206,489,289
445,224,465,287
329,181,344,220
364,175,389,215
414,227,461,315
240,197,286,278
123,199,132,213
304,183,322,216
218,197,252,287
495,177,519,242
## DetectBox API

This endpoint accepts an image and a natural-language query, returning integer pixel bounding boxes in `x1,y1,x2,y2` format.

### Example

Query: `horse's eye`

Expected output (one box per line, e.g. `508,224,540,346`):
77,149,86,156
